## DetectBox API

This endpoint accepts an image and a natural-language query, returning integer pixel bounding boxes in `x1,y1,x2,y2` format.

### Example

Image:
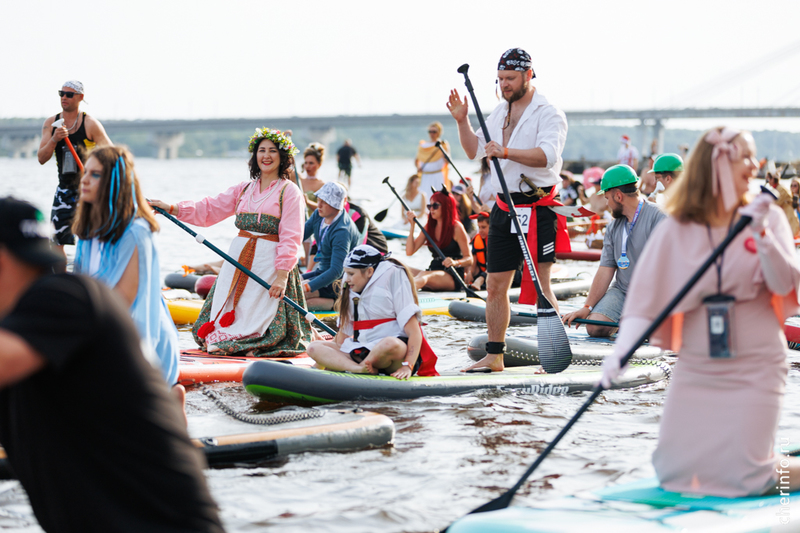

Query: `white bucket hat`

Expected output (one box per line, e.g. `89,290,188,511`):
315,182,347,211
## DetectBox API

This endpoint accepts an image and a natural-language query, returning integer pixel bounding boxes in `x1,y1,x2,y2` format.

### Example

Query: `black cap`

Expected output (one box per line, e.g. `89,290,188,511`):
0,197,65,268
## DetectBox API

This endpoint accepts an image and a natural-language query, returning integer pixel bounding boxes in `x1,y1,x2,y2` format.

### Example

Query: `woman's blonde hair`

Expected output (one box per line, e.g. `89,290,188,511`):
665,127,750,224
303,142,325,164
72,145,158,243
336,258,418,331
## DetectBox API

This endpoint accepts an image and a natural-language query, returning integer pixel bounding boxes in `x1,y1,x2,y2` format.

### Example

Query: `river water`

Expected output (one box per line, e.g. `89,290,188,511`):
0,155,798,532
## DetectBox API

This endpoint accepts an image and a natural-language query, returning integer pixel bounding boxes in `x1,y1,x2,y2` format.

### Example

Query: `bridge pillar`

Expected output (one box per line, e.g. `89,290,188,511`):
306,127,337,148
638,120,649,165
4,135,40,158
153,132,185,159
652,119,665,155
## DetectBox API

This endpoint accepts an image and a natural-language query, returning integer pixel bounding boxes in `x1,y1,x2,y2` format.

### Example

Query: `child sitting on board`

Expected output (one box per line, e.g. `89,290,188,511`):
465,211,489,290
307,244,439,379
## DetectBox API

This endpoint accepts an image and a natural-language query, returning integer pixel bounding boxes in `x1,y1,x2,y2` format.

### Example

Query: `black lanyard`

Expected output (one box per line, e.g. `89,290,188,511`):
705,216,735,295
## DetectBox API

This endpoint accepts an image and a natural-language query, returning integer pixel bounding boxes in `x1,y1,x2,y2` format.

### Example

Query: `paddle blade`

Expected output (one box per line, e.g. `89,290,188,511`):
374,208,389,222
469,491,515,514
536,305,572,373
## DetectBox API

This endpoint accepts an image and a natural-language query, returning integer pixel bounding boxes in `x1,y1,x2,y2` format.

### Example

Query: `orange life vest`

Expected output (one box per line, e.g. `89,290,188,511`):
471,233,487,273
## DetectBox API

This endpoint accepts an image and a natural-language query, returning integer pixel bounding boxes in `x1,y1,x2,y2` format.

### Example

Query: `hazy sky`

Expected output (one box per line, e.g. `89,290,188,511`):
2,0,800,131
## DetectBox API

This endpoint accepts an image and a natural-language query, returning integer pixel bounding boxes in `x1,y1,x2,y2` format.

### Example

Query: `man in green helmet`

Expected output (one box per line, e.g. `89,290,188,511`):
647,153,684,204
562,165,666,337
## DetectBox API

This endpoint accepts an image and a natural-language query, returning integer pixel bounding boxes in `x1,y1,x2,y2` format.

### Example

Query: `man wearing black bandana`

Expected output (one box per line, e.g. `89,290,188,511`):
447,48,569,371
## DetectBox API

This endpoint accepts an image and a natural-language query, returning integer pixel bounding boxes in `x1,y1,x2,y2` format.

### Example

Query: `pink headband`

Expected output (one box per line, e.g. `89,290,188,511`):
704,127,741,212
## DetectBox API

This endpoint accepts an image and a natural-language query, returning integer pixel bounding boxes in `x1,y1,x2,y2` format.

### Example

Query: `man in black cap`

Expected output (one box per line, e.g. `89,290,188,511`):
447,48,569,372
0,197,224,532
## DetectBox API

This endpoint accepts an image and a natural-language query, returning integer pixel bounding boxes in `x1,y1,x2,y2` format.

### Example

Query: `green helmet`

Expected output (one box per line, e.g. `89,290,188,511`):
649,153,684,174
600,164,639,192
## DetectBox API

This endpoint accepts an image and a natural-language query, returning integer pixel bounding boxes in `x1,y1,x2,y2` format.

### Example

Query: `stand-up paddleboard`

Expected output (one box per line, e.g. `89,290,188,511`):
429,277,590,303
168,293,455,326
167,298,205,325
191,408,395,466
467,333,664,367
179,350,314,386
448,468,799,532
449,281,591,326
380,227,409,240
165,272,200,292
555,249,601,261
243,359,669,404
0,409,395,477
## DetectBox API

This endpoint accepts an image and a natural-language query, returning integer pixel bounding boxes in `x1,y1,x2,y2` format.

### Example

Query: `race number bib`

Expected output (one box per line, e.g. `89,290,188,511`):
510,207,532,234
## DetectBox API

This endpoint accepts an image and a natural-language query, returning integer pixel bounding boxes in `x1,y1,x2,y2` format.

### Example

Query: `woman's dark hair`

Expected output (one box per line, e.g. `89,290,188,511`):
425,190,459,248
248,138,294,180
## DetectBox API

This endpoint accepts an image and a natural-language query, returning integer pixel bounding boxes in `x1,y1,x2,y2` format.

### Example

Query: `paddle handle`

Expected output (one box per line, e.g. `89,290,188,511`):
151,205,335,335
458,65,549,307
435,141,482,205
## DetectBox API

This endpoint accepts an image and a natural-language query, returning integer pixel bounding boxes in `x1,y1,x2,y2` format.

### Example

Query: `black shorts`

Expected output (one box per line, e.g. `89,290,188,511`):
51,185,79,246
487,190,557,273
339,165,352,177
349,336,420,375
428,258,465,286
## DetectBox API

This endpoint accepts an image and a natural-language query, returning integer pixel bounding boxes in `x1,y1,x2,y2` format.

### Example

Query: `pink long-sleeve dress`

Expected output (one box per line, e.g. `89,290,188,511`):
619,206,800,497
177,178,311,357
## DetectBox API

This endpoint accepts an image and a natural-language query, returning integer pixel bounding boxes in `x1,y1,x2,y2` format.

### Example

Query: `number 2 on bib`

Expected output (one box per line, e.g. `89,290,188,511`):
511,207,532,234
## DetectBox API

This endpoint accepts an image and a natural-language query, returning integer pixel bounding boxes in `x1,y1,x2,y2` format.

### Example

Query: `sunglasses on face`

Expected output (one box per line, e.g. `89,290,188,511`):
427,202,441,210
58,91,78,98
428,130,438,134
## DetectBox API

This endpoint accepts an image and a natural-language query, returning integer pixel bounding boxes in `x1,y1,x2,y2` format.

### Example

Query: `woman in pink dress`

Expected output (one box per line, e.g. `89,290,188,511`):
602,127,800,497
150,128,310,357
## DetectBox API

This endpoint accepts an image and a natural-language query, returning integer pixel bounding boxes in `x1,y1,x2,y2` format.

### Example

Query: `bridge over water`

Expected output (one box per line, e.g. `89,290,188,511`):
3,107,799,159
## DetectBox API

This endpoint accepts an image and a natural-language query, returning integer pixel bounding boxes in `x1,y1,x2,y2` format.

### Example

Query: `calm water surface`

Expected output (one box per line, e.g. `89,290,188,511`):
0,156,798,532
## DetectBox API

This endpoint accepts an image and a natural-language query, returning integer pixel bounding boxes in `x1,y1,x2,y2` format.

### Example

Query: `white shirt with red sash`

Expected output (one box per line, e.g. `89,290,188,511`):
473,90,568,192
339,261,438,376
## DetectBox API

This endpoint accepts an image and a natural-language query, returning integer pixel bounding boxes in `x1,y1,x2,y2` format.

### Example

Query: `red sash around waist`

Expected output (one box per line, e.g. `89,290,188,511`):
495,189,571,305
351,318,439,376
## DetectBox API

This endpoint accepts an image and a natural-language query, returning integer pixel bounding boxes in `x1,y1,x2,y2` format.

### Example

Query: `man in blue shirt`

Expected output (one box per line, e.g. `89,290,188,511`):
302,182,361,310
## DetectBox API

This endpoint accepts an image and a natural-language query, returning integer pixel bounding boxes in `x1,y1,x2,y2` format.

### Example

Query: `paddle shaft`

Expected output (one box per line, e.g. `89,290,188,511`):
376,149,441,222
434,141,482,205
470,213,754,515
52,119,85,172
382,177,485,301
458,66,551,308
151,205,335,336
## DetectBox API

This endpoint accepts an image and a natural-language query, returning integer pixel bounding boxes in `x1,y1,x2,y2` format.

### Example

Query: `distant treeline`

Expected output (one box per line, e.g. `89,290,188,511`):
3,119,799,164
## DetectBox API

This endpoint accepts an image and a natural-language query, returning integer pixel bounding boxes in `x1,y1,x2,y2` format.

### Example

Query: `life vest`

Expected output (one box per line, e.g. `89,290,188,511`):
471,233,487,273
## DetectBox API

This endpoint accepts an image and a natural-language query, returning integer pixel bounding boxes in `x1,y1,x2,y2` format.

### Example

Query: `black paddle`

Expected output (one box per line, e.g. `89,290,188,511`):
458,63,572,374
151,204,336,336
374,147,441,222
434,140,483,206
382,176,486,302
451,186,777,522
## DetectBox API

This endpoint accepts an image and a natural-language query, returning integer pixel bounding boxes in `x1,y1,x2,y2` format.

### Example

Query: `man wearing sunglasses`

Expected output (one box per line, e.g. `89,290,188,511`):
37,80,112,255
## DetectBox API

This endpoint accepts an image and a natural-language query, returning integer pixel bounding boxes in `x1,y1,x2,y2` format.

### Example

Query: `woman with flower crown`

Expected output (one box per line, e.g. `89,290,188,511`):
150,128,311,357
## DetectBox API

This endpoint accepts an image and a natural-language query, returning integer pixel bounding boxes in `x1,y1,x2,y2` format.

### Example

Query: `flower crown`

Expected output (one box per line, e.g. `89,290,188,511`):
248,127,299,156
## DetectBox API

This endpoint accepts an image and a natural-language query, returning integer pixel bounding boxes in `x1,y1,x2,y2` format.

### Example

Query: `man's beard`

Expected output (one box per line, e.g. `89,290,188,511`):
611,203,625,219
503,79,529,103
